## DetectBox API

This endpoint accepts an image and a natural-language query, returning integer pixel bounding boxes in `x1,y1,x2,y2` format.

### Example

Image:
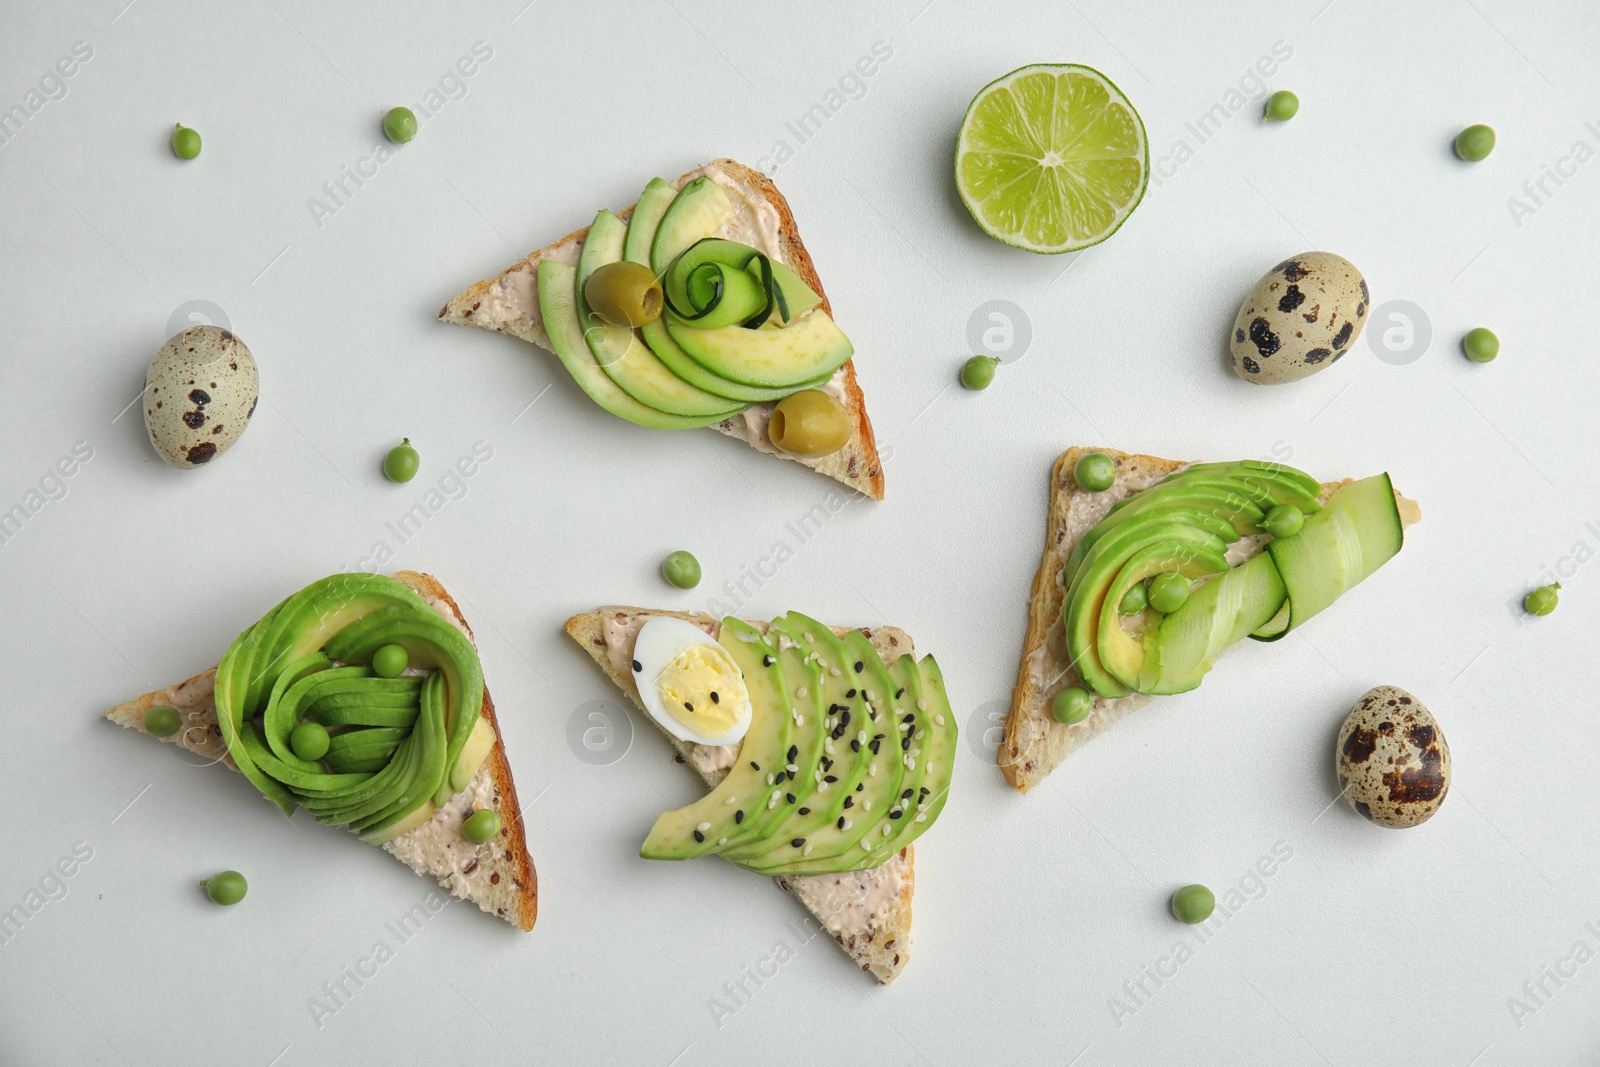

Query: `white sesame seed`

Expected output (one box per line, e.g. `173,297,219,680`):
804,632,814,642
825,741,835,755
882,823,891,836
841,819,852,830
719,837,728,844
768,795,778,809
766,773,775,785
724,796,736,805
862,839,873,851
916,698,927,710
818,781,830,792
826,716,836,729
796,686,808,698
857,730,867,744
697,822,711,832
803,843,813,856
910,747,920,757
868,764,877,777
786,763,798,773
863,800,871,811
865,690,875,702
914,729,925,740
830,667,842,677
934,714,946,726
915,813,926,823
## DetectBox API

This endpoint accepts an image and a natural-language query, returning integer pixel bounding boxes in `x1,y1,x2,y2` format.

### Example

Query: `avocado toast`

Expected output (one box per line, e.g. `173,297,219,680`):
104,570,537,930
565,606,957,984
441,159,884,499
1003,448,1422,792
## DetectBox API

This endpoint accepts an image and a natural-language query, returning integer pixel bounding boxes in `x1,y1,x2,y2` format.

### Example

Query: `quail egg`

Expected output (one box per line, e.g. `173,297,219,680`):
1335,685,1450,829
630,617,752,746
144,325,258,468
1230,251,1369,384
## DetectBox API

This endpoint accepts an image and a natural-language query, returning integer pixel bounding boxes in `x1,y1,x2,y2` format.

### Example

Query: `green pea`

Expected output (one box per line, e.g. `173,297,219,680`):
384,438,419,483
960,355,999,391
1170,883,1214,924
383,106,418,144
143,705,181,737
290,721,330,761
171,123,201,160
1524,583,1560,616
201,870,247,906
1148,572,1191,613
1118,582,1149,615
1264,90,1299,122
1455,124,1496,162
1051,686,1093,725
372,644,409,678
462,809,501,844
1074,452,1116,492
662,550,701,589
1462,327,1499,363
1264,503,1304,539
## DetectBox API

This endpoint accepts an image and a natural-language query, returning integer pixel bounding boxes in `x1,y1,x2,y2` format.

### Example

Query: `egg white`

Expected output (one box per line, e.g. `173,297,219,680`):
630,617,753,746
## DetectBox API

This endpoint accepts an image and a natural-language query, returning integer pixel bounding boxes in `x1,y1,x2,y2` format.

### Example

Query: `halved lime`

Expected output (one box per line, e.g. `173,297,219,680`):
955,64,1148,254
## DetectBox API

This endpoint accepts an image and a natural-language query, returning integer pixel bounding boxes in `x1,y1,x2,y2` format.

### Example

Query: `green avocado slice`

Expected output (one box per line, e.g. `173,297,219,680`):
663,310,854,391
578,211,748,418
637,620,793,860
732,615,881,871
536,259,732,430
650,176,735,277
624,177,676,265
639,318,832,403
1096,541,1229,692
874,655,958,858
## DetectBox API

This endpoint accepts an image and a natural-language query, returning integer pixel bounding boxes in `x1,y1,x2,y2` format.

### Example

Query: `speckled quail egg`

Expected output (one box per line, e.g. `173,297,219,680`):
1230,251,1369,384
144,325,258,468
1335,685,1450,829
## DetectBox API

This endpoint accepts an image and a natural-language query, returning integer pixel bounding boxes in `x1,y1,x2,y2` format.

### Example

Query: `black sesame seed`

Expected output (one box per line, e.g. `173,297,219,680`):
902,789,914,799
903,713,915,723
845,689,857,698
823,775,837,783
735,810,744,823
791,838,806,848
788,745,798,761
874,733,885,740
869,740,881,754
750,761,760,771
919,787,930,796
890,810,903,820
901,737,910,750
854,782,864,792
822,757,833,770
710,691,720,704
684,701,694,712
830,703,848,714
843,796,854,808
854,661,864,673
798,807,811,815
693,830,705,842
837,817,846,829
895,688,905,698
632,660,642,672
786,793,796,804
851,739,861,752
831,725,845,740
840,711,851,727
763,655,775,667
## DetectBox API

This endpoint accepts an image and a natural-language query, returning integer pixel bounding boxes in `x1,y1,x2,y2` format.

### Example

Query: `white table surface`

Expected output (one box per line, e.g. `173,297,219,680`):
3,0,1597,1063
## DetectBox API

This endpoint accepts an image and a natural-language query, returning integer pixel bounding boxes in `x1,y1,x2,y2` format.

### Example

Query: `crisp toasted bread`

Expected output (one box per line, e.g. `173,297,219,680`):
1002,448,1422,793
564,607,915,984
103,571,537,931
440,158,884,500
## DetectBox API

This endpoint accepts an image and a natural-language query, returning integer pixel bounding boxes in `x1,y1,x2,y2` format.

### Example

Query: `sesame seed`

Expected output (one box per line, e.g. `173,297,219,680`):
786,763,798,773
935,714,946,726
786,793,796,804
735,810,744,823
823,775,837,783
901,737,911,751
882,823,891,835
869,740,881,754
890,810,903,820
843,796,854,808
768,795,778,809
851,739,861,752
825,741,835,755
750,761,760,771
915,813,926,822
724,796,736,805
792,838,806,848
822,757,834,771
803,843,813,856
831,667,841,677
632,660,642,672
798,806,811,815
767,773,775,785
837,816,846,829
854,661,864,673
684,701,694,712
697,821,711,832
903,713,915,723
868,764,877,777
902,789,913,799
840,710,851,727
763,655,775,667
796,686,808,698
693,830,705,842
787,745,798,761
845,689,857,699
718,836,728,845
855,782,864,791
818,781,829,792
710,691,720,704
863,800,872,811
804,632,814,642
917,698,927,711
862,840,873,851
894,688,905,699
915,729,925,740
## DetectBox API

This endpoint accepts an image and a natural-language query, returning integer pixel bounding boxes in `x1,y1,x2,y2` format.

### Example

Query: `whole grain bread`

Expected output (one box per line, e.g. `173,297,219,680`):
564,606,914,984
439,159,884,500
1002,448,1422,793
103,570,537,931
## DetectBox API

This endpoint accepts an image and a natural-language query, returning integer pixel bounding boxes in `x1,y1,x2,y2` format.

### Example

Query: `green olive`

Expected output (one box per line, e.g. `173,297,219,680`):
1052,686,1093,725
1148,572,1191,613
144,705,182,737
372,644,409,678
769,389,851,458
463,809,502,844
201,870,247,906
584,261,663,327
1524,583,1560,616
1170,883,1214,924
290,721,330,761
1074,452,1116,492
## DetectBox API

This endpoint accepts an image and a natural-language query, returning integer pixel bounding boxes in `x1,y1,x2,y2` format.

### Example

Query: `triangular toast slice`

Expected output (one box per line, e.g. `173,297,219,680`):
1003,448,1422,792
104,570,537,930
565,607,915,983
440,158,884,500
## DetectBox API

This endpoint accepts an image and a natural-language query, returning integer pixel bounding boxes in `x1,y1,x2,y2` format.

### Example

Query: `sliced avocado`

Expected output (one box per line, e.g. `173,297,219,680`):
1096,541,1229,692
1170,460,1323,502
1146,552,1287,692
624,177,676,265
664,310,854,390
745,630,905,868
638,619,793,860
1065,505,1238,595
536,259,730,430
1266,473,1404,633
876,655,957,856
638,318,832,403
577,211,747,419
733,615,881,872
720,617,830,860
651,176,734,276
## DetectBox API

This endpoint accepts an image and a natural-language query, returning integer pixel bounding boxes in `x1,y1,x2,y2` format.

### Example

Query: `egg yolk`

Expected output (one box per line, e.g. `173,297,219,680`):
654,644,744,738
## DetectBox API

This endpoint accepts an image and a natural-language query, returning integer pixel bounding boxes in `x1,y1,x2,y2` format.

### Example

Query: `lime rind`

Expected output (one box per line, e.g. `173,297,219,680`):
956,63,1149,255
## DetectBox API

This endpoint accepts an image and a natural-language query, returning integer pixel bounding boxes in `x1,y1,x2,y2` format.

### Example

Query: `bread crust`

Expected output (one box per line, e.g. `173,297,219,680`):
438,159,884,500
102,571,537,931
563,606,914,983
1002,448,1422,792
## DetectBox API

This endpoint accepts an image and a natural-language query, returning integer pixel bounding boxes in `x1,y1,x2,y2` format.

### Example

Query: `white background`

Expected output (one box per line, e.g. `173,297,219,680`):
2,0,1597,1064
